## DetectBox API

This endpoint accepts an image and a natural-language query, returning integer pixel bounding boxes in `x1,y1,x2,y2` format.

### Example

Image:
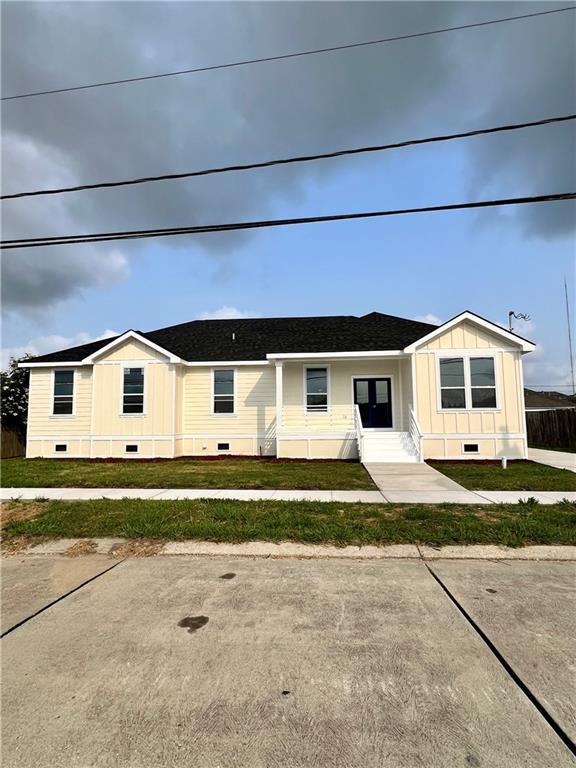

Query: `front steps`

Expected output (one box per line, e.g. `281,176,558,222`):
360,431,420,463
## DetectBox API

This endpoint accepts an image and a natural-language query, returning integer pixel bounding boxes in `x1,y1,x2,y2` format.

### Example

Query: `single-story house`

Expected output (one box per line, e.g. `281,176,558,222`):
524,388,576,412
20,310,535,463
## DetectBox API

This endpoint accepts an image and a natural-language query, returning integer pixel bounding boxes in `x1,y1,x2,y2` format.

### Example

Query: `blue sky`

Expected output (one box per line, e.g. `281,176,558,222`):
2,2,575,389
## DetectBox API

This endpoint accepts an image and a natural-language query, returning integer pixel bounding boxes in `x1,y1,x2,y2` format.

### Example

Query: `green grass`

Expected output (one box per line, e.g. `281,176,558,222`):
1,457,375,491
428,460,576,491
3,498,576,547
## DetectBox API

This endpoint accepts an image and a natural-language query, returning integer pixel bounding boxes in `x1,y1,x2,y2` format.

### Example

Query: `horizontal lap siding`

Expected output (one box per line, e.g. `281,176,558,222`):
27,368,92,436
282,360,406,432
181,366,276,436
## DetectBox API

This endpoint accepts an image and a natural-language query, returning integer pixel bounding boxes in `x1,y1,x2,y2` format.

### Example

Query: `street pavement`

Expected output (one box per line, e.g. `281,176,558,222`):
1,555,575,767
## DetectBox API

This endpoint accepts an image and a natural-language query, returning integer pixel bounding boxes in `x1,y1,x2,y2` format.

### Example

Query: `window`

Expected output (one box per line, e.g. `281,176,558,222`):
217,442,230,451
54,444,67,452
123,367,144,414
125,444,138,453
306,367,328,412
439,356,497,410
463,443,479,453
470,357,497,408
53,370,74,415
439,358,466,409
213,369,234,414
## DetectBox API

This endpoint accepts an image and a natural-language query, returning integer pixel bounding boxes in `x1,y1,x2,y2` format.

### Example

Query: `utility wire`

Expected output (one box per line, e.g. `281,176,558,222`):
2,114,574,201
2,192,574,249
3,6,575,101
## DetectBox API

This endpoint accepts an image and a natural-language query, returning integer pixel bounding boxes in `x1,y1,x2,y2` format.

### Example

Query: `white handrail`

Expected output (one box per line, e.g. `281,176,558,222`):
354,403,364,462
408,405,423,462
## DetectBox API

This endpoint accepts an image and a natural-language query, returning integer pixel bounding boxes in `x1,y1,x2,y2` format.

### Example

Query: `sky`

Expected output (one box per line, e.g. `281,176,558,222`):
1,1,575,390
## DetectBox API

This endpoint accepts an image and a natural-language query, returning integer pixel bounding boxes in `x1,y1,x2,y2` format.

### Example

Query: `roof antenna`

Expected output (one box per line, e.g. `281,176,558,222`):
508,310,530,332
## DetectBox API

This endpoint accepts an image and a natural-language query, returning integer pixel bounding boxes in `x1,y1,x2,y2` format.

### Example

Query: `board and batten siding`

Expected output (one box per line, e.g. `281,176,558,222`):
414,321,527,459
180,365,276,455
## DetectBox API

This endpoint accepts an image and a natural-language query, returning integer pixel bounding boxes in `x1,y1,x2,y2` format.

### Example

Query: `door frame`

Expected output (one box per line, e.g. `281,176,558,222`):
351,374,396,430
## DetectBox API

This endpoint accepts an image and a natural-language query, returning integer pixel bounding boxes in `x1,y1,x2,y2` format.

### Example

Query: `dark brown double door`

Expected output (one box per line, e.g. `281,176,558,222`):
353,378,392,428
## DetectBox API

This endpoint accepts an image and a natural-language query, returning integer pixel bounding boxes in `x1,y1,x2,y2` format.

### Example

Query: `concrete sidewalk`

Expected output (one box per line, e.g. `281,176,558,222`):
2,486,576,504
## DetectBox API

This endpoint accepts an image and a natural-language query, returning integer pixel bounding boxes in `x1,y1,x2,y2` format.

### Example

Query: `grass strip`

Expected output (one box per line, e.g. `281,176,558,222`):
1,457,375,490
3,498,576,548
428,460,576,491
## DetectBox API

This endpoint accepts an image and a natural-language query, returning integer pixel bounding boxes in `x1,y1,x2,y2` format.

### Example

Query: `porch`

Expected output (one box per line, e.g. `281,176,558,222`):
272,355,423,462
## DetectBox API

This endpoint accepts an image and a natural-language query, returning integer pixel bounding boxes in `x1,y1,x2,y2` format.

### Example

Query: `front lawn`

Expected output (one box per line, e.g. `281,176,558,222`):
429,460,576,491
3,498,575,547
0,457,375,491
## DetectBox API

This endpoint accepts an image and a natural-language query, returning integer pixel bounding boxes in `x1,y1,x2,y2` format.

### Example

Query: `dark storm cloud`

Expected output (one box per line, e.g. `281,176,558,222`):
1,1,574,313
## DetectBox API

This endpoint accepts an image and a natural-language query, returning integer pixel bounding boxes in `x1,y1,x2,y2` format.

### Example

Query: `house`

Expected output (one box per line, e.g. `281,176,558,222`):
524,388,576,412
20,310,535,463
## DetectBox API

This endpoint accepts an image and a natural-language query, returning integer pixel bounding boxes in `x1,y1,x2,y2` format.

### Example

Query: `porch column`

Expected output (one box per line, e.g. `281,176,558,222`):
275,361,283,432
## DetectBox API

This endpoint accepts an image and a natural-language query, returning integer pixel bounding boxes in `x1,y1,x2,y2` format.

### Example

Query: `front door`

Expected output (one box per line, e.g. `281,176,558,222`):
354,378,392,428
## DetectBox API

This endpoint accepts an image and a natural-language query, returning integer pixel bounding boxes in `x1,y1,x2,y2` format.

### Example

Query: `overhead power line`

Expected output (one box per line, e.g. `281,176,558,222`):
2,192,574,250
3,6,575,102
3,114,574,201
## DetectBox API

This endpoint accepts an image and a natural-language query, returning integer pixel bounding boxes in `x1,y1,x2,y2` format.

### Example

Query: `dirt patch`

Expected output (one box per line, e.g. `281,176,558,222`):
0,535,37,554
0,501,44,528
65,539,97,557
109,540,165,558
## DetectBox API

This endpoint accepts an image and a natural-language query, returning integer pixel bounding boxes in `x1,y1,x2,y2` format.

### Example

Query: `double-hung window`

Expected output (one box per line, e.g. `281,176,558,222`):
306,367,328,412
53,370,74,415
469,357,497,408
213,369,235,414
439,356,497,410
122,367,144,414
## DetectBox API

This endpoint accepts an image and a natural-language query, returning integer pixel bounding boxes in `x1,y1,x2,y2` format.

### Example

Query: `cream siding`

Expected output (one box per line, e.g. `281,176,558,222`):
281,360,407,432
27,367,92,437
94,338,170,362
180,365,276,455
25,317,530,461
413,320,528,459
91,362,174,437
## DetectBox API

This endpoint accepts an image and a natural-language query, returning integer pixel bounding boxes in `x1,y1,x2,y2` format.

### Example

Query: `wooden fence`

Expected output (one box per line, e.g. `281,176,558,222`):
1,428,25,459
526,409,576,451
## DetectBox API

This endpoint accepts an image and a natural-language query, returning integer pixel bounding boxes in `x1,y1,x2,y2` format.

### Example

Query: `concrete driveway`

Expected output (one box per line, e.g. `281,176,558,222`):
2,555,575,767
528,448,576,472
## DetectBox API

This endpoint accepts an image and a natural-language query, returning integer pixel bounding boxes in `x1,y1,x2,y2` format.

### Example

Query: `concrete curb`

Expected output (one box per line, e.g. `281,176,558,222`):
4,538,576,561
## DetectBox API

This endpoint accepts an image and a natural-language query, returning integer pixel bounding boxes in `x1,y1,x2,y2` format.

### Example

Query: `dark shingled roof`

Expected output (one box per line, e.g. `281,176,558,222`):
27,312,439,363
524,389,576,410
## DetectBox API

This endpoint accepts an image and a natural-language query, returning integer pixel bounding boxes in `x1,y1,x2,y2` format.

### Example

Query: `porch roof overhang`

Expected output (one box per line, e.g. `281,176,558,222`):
266,350,406,361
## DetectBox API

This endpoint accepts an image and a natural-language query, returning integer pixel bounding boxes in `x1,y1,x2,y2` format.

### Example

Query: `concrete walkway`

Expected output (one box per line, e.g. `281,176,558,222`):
528,448,575,472
2,485,576,504
363,462,482,503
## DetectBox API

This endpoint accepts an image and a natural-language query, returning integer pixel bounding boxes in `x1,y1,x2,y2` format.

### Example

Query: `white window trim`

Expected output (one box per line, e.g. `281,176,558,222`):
211,367,237,417
436,353,500,413
120,363,147,417
461,442,480,454
51,369,75,417
303,364,331,414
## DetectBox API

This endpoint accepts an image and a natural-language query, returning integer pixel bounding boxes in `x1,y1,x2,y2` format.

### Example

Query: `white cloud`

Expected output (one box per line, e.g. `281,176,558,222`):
412,314,443,326
196,307,258,321
1,329,118,369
